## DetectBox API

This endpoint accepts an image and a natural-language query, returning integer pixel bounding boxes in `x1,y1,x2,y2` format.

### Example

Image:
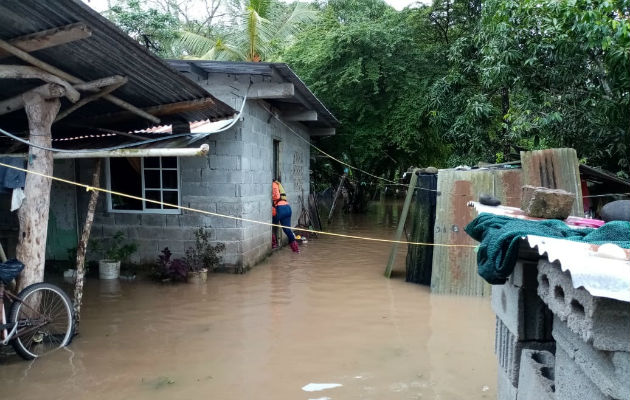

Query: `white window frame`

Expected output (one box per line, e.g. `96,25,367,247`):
106,156,182,215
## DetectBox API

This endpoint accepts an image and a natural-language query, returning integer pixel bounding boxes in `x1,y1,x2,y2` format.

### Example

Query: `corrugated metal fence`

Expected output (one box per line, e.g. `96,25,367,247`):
429,168,522,296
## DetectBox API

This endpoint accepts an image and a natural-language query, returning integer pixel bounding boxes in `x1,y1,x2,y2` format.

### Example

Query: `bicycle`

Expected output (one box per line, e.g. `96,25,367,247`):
1,259,74,360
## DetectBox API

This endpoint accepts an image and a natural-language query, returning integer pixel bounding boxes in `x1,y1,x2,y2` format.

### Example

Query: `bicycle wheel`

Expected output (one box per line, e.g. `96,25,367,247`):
9,282,74,360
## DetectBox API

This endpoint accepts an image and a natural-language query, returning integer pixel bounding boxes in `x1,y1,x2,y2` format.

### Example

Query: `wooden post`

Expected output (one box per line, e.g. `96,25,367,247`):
15,93,61,292
384,168,419,278
74,159,101,330
327,172,346,224
520,148,584,217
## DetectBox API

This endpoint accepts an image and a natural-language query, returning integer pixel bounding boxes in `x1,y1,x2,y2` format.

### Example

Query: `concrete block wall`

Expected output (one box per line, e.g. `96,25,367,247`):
70,98,310,271
238,100,310,269
537,260,630,352
495,317,555,387
518,349,555,400
555,346,613,400
553,315,629,400
494,256,630,400
492,260,554,341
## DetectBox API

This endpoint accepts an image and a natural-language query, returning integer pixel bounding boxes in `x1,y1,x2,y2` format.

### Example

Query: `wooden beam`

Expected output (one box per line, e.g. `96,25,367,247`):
73,75,126,92
0,83,66,116
0,65,79,102
247,82,294,99
310,128,336,136
0,22,92,60
281,110,318,122
56,78,128,122
84,97,219,125
0,38,160,124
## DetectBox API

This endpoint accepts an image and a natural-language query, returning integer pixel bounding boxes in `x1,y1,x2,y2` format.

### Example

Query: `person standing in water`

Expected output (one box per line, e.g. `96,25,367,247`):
272,179,299,253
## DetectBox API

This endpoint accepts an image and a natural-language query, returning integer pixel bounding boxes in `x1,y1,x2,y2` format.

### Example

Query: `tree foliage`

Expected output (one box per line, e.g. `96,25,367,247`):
178,0,317,61
106,0,182,57
104,0,630,180
285,1,449,184
287,0,629,181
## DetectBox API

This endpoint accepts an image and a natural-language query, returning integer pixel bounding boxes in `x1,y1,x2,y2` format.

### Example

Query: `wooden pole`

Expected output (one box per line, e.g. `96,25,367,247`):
73,159,101,331
55,78,128,122
384,168,419,278
15,93,61,292
327,172,346,224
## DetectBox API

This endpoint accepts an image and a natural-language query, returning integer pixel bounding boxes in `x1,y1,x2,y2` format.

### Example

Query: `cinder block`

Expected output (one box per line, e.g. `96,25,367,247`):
140,214,166,227
508,260,539,288
113,213,142,226
495,317,555,386
538,260,630,352
555,346,612,400
492,281,553,341
497,365,518,400
518,350,555,400
553,316,630,400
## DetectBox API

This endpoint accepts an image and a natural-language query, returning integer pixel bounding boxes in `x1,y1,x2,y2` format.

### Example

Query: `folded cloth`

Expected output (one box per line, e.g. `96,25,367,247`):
10,188,25,211
0,157,26,191
465,213,630,284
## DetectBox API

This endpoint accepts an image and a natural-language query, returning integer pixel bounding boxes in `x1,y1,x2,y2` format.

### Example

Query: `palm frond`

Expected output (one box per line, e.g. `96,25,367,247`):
178,30,218,57
274,3,318,43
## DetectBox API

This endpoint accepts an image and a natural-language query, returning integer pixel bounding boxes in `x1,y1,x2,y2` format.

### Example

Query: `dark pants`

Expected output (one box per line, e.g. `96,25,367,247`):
273,204,295,243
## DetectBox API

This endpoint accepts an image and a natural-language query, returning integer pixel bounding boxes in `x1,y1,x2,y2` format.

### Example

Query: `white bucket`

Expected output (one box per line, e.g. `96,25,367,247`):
99,260,121,279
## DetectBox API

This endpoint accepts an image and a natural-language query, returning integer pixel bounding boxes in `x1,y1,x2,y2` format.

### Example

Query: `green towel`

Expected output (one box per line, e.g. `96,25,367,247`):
465,213,630,284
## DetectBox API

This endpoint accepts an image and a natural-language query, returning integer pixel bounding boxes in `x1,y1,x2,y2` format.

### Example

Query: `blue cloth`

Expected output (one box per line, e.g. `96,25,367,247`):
465,213,630,284
0,157,26,192
273,204,295,243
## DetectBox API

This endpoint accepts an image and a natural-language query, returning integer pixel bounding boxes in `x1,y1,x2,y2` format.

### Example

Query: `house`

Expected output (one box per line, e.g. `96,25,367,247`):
71,61,337,271
0,0,337,276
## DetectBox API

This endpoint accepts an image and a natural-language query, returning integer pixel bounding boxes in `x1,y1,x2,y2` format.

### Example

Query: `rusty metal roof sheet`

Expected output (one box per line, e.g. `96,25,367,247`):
0,0,235,141
430,168,522,296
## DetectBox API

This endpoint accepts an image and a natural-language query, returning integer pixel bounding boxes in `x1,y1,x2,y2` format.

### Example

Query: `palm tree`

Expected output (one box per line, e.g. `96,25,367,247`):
178,0,317,62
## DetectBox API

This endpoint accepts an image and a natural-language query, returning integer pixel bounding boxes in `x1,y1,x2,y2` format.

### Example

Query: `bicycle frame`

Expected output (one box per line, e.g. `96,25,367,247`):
0,282,49,346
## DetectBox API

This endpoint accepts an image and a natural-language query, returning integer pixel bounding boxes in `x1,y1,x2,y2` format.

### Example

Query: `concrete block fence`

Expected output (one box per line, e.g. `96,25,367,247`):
493,257,629,400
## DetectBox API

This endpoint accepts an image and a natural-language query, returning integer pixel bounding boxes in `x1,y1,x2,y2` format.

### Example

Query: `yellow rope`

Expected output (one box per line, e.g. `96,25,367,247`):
0,161,477,248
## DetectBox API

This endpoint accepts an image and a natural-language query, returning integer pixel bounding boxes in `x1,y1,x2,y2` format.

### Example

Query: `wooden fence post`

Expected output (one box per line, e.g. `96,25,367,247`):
384,168,419,278
73,159,101,330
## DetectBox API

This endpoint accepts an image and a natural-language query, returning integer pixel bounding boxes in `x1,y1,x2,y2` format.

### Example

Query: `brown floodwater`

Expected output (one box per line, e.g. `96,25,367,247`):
0,201,496,400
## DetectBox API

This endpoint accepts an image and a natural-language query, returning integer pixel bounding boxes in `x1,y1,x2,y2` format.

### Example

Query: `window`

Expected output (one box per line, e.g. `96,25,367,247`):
273,139,280,180
107,157,180,214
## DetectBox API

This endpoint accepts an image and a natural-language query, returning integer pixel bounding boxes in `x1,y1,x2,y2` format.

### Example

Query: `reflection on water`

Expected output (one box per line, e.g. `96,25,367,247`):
0,201,496,399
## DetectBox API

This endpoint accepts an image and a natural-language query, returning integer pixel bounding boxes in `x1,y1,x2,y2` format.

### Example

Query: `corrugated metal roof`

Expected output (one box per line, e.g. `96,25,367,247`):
168,60,338,129
470,202,630,302
526,235,630,302
0,0,235,140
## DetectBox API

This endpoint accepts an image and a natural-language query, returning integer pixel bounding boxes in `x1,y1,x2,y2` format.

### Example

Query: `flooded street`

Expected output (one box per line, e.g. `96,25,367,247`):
0,202,496,399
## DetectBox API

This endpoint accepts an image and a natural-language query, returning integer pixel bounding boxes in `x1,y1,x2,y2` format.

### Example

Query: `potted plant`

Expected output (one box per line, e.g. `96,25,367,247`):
184,228,225,283
92,231,138,279
153,247,189,282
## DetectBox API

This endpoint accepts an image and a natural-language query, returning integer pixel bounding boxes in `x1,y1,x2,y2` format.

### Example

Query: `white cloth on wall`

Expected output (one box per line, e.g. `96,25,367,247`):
10,188,25,211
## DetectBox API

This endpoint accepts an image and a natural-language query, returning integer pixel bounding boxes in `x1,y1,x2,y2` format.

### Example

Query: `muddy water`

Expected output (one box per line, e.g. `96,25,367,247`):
0,201,496,400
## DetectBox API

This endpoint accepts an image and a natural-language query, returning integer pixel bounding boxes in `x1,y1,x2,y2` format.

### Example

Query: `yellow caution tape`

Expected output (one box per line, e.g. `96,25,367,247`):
0,161,476,248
